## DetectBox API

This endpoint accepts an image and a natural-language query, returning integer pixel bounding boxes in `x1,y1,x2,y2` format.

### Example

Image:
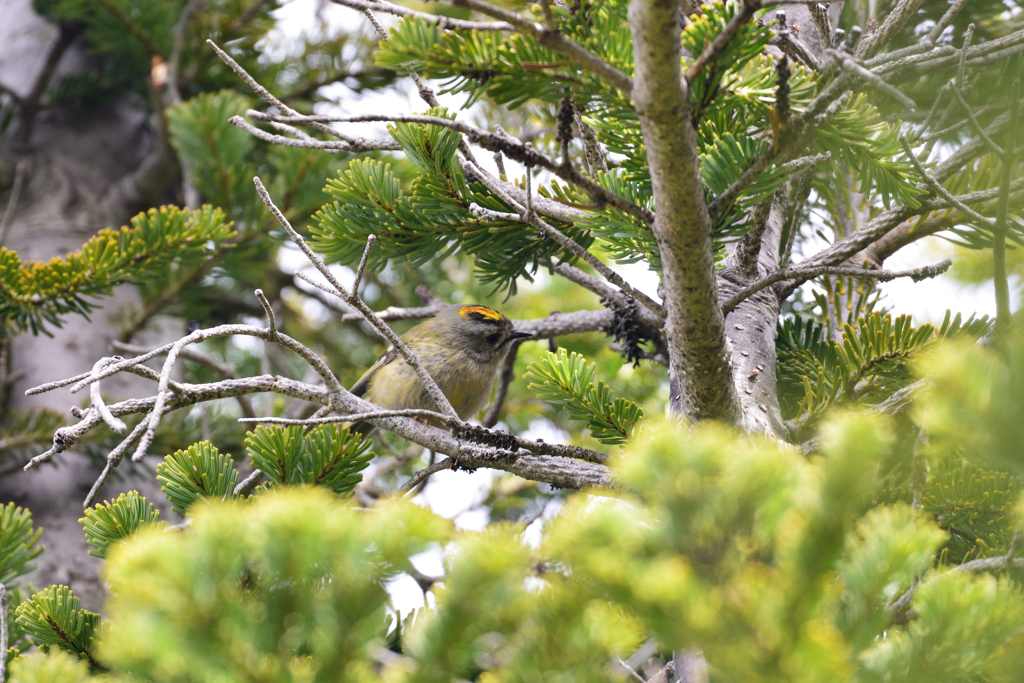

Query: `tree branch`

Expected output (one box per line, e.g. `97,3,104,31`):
229,115,401,151
722,260,952,313
855,0,926,60
447,0,635,96
465,162,664,318
249,110,654,225
332,0,513,30
629,0,740,422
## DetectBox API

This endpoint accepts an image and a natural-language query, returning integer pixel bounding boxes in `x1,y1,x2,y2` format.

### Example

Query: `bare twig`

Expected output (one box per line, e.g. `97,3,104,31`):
234,468,265,496
207,39,359,143
614,659,647,683
229,115,400,151
721,260,952,313
856,0,926,60
832,50,917,110
927,0,969,43
483,339,524,427
809,2,832,50
771,18,823,72
334,0,515,31
957,23,974,88
83,420,149,507
401,458,451,494
239,409,452,426
352,234,376,293
89,358,128,435
255,289,277,337
112,341,256,418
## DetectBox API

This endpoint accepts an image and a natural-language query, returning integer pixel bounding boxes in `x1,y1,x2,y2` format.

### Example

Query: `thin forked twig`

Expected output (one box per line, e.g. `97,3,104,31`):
207,39,358,144
721,260,952,313
90,358,128,435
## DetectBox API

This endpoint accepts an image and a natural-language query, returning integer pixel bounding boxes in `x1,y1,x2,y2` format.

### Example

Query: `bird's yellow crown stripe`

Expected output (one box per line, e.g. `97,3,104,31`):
459,305,503,321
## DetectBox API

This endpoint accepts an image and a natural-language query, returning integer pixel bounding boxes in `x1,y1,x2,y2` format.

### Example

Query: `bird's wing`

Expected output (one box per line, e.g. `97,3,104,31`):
349,346,400,397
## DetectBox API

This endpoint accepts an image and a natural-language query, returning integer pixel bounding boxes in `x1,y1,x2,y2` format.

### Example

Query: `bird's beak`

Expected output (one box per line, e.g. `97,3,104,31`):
509,331,534,341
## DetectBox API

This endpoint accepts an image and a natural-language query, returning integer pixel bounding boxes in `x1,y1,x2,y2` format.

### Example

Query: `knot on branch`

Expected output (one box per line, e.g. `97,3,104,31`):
452,422,520,453
449,459,477,473
53,426,76,450
602,296,645,367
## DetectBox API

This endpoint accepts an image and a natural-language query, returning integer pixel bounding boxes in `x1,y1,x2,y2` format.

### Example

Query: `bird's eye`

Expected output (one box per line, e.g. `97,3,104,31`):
486,333,502,345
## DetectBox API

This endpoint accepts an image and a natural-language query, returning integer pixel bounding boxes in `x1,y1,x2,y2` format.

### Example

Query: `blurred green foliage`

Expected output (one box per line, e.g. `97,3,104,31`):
8,334,1024,681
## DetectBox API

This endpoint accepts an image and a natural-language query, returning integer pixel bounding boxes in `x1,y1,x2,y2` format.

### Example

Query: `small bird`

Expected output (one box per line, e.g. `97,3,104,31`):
350,304,532,426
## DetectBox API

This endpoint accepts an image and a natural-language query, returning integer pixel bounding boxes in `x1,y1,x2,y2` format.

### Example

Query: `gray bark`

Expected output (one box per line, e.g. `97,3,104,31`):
719,185,791,437
0,0,179,609
629,0,741,425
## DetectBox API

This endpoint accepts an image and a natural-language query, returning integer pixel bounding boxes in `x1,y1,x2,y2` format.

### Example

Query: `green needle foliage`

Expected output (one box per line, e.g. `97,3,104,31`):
79,491,164,559
13,586,101,668
311,109,589,294
524,348,643,445
0,205,233,334
97,489,450,682
245,424,373,496
0,503,43,584
777,311,991,430
8,649,95,683
11,336,1024,681
157,441,240,515
921,460,1022,563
